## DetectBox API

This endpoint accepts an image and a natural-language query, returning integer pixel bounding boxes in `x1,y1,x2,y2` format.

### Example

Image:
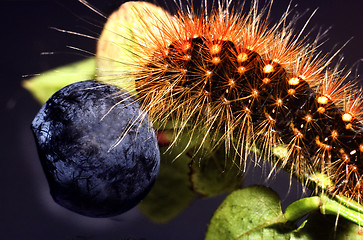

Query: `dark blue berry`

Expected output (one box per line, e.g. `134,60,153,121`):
31,80,160,217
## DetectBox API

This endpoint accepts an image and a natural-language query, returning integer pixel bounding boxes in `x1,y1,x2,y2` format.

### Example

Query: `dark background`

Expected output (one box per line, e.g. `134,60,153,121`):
1,0,362,239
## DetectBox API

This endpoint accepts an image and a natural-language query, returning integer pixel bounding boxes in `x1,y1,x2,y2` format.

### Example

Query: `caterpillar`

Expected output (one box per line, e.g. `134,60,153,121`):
93,0,363,207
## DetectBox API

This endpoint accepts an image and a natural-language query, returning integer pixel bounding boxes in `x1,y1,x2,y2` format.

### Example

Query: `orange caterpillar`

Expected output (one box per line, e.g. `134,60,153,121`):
95,0,363,204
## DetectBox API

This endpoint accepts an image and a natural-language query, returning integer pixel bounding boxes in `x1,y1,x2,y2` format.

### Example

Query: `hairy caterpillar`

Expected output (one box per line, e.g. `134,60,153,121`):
93,0,363,209
23,1,363,235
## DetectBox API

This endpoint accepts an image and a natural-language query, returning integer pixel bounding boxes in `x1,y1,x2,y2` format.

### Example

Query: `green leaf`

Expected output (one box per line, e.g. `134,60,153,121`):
205,186,290,240
96,2,174,94
206,186,363,240
138,146,196,223
139,129,244,222
190,145,243,197
284,196,321,222
138,130,198,223
23,58,96,104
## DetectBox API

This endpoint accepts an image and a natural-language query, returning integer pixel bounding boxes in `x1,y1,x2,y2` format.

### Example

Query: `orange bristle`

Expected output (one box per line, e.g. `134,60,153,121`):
95,0,363,206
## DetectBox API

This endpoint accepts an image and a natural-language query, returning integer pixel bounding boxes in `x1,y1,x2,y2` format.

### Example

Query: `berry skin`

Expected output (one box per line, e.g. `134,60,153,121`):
31,80,160,217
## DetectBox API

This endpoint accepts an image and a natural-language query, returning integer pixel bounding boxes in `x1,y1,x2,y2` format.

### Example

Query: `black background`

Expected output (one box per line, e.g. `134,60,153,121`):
1,0,363,239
